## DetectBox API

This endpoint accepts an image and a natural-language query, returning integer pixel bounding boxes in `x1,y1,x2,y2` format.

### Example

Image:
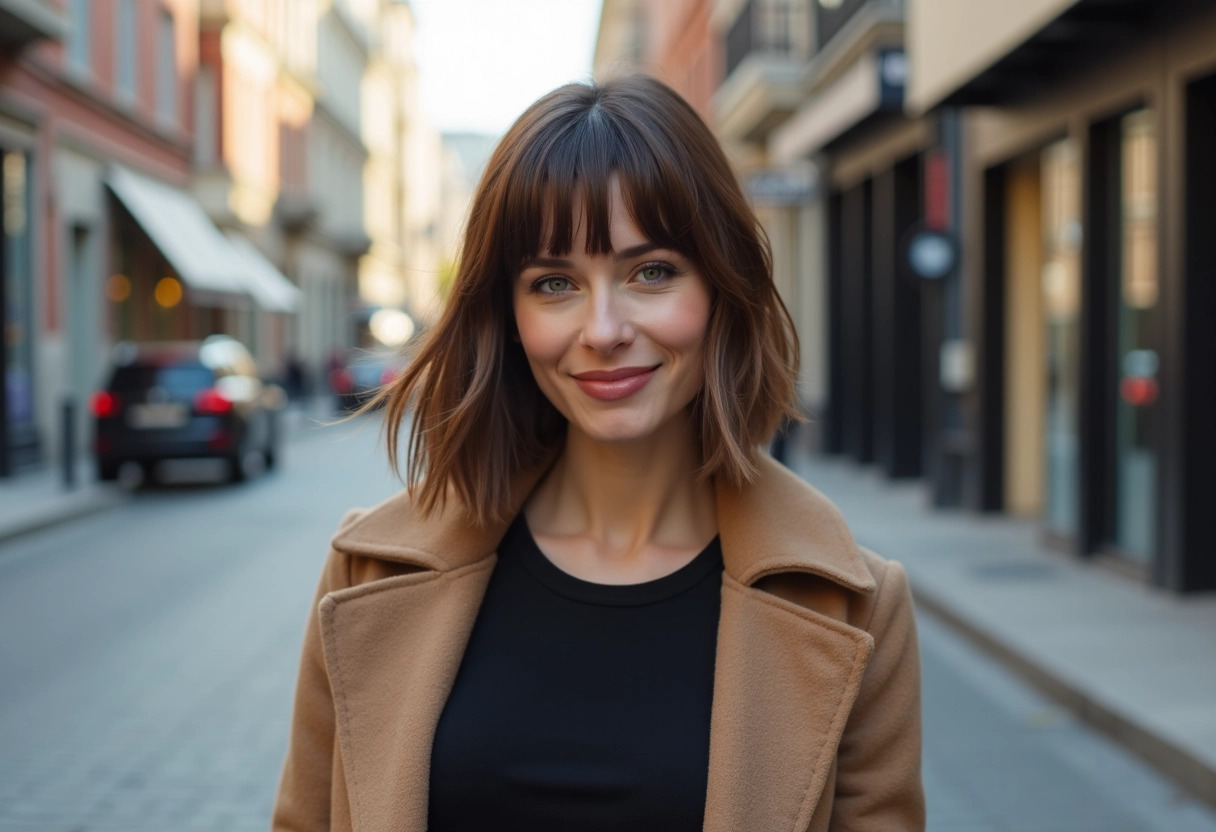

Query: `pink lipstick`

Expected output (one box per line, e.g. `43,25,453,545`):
571,366,659,401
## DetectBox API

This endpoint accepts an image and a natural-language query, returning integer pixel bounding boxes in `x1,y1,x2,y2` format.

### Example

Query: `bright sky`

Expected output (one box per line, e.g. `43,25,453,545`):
410,0,604,136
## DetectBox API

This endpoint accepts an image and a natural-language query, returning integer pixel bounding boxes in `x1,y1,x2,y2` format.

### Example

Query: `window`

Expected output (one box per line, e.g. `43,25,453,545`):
67,0,90,75
194,66,216,164
115,0,137,101
156,8,178,125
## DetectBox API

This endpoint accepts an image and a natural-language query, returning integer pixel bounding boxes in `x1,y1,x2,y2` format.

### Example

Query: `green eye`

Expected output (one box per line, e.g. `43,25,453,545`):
541,277,570,293
637,263,673,283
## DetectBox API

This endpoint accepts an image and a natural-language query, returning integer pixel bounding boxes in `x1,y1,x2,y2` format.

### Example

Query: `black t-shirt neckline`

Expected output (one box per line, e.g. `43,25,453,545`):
507,514,723,607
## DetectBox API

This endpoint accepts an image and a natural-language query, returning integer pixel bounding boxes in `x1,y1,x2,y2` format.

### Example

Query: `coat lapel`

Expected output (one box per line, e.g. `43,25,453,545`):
318,558,497,832
704,575,874,831
702,456,879,831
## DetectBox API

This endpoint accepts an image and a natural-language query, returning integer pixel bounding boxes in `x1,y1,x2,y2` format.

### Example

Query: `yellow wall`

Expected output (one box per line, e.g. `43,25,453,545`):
1003,158,1044,516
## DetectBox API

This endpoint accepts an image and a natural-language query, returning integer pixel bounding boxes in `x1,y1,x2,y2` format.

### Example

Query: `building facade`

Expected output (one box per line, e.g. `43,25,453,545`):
0,0,437,479
908,0,1216,592
0,0,217,475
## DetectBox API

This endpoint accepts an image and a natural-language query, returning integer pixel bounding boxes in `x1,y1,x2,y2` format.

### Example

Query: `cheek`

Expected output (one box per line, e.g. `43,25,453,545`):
514,305,568,369
656,284,713,356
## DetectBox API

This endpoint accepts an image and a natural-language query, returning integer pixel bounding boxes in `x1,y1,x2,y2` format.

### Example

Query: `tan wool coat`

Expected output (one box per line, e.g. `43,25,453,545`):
272,455,925,831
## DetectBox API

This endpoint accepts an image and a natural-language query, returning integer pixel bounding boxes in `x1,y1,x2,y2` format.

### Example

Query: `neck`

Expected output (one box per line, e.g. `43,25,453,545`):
526,411,717,559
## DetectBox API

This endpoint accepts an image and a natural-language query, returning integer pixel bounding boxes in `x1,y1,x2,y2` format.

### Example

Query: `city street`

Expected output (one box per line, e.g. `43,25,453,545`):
0,419,1214,832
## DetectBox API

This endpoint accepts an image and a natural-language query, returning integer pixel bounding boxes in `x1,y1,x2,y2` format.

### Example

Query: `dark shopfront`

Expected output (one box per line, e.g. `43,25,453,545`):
961,3,1216,592
825,153,926,484
0,145,38,475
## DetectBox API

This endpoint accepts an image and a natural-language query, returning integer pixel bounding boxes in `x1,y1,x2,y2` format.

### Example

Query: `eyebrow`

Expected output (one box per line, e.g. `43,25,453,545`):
520,242,662,271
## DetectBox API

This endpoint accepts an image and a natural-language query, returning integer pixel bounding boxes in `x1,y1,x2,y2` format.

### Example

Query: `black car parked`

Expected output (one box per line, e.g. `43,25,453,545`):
91,336,286,483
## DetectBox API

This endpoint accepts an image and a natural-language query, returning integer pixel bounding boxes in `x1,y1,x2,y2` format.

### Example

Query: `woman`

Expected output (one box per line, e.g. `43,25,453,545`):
273,75,923,832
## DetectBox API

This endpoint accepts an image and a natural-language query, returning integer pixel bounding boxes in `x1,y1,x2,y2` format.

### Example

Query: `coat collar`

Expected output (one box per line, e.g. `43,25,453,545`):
331,453,876,594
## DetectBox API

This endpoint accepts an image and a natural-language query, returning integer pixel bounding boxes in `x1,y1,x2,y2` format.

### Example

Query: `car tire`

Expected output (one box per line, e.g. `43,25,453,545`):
98,460,120,482
264,413,280,471
227,448,248,483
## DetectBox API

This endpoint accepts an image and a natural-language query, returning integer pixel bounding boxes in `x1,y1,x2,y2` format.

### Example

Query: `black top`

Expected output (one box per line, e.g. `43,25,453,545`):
427,513,724,832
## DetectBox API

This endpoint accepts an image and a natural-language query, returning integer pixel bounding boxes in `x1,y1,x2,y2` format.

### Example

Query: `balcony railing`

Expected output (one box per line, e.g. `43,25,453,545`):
725,0,800,81
815,0,903,51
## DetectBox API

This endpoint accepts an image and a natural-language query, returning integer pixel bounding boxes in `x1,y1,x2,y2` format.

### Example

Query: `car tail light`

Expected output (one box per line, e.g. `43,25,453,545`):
331,369,353,394
90,391,121,418
379,368,399,386
194,388,233,415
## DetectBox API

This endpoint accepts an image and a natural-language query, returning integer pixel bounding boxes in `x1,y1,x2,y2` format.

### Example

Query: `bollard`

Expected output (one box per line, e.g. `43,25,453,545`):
62,397,76,491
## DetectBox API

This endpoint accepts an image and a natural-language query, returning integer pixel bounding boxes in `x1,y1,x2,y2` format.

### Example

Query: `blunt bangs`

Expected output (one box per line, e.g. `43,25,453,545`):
499,89,701,269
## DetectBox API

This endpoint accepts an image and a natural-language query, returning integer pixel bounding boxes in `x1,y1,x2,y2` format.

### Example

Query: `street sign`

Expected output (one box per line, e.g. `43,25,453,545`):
746,166,818,206
905,226,958,280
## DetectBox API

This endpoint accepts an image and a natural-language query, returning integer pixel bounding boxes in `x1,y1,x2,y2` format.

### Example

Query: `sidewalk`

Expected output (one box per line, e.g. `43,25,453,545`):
0,396,340,547
788,448,1216,808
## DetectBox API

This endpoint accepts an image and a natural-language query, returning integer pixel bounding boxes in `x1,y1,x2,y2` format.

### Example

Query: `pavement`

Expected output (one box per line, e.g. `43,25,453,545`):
1,411,1213,813
0,396,341,547
785,447,1216,810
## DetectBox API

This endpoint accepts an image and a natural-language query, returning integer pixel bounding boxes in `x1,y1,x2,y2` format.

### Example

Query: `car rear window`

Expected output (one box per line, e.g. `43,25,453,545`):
108,364,215,394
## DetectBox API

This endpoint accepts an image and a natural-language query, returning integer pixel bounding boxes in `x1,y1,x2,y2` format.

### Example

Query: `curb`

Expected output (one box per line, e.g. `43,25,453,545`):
0,488,128,548
910,579,1216,810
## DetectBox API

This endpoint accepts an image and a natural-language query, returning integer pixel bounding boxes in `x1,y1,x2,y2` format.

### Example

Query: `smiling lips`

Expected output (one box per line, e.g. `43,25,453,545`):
571,365,660,401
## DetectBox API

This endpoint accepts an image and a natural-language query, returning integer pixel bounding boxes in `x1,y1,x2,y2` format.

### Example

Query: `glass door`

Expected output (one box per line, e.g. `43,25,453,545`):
1112,109,1159,562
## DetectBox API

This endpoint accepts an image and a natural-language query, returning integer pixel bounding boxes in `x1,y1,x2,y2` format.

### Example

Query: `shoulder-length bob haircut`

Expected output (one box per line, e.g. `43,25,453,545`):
380,74,800,525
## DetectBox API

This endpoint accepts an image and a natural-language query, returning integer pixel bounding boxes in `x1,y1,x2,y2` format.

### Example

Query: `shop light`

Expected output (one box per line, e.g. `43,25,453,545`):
369,308,415,347
107,274,132,303
154,276,183,308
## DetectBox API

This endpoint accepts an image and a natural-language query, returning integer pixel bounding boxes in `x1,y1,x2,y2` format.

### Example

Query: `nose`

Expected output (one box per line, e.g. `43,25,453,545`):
577,287,634,354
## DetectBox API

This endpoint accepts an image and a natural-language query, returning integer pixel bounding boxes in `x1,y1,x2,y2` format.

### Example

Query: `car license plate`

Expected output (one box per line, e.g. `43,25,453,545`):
128,403,188,429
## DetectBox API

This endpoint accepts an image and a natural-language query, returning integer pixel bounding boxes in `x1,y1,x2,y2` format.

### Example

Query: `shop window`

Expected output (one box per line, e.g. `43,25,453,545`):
67,0,91,76
156,8,178,126
115,0,137,101
3,150,38,466
1040,139,1082,539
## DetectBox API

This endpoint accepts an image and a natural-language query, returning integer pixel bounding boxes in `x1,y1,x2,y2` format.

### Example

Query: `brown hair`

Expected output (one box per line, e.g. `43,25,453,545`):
379,74,800,525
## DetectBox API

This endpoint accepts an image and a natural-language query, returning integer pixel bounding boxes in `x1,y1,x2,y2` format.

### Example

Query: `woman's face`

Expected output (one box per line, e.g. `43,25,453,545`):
512,183,712,445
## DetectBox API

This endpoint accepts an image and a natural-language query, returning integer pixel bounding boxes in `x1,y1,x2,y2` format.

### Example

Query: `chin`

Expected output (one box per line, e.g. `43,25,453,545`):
571,412,663,444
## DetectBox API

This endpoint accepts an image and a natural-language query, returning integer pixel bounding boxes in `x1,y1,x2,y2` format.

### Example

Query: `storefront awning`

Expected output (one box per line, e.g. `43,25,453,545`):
107,166,251,306
225,232,302,313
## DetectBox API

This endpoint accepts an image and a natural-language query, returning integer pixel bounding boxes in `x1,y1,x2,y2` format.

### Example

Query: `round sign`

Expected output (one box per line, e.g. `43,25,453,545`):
905,229,957,280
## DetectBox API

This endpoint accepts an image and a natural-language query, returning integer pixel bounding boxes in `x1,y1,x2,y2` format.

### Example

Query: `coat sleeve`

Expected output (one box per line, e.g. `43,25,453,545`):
831,558,926,831
271,541,352,832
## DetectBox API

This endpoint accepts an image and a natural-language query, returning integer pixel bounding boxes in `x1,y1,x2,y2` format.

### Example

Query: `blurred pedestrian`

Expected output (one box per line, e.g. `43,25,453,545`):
273,75,923,832
283,352,308,401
